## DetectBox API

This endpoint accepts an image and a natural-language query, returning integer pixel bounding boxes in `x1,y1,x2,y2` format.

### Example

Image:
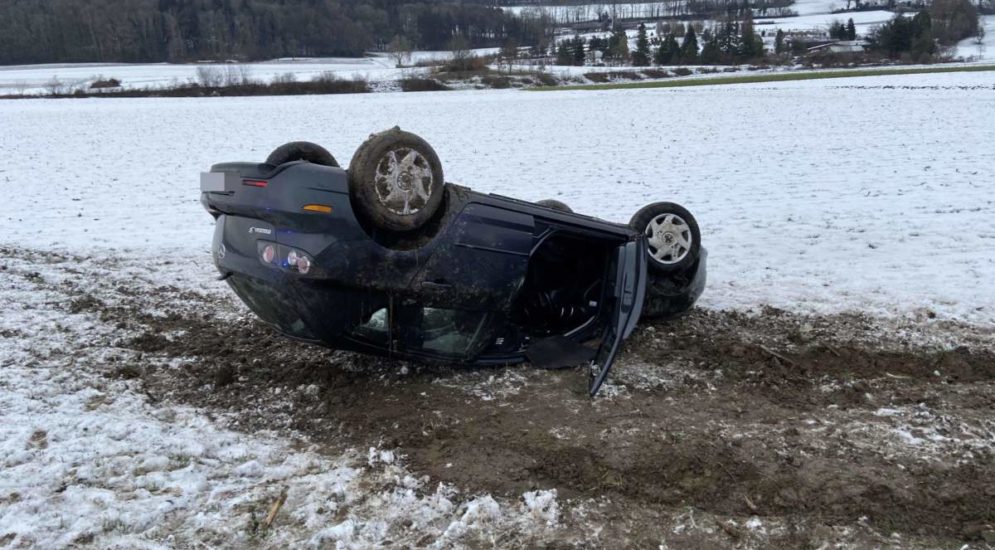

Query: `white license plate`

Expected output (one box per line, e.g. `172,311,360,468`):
200,171,229,192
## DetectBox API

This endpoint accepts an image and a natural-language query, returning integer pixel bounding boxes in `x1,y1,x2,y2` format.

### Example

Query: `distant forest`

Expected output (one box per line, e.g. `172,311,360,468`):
0,0,552,65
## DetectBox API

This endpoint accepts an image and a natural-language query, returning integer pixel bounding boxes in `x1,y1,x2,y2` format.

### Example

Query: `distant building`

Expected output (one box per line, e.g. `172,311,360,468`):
807,40,866,54
779,28,832,43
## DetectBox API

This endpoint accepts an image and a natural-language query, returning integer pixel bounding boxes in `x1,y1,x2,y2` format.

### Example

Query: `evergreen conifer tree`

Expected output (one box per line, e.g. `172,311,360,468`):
654,34,680,64
681,26,699,63
829,20,847,40
556,40,573,65
740,13,763,59
701,36,722,63
609,27,630,64
572,35,586,65
719,20,739,57
633,23,651,65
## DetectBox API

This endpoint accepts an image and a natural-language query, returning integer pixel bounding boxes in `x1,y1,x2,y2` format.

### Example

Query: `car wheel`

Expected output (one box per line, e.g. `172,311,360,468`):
640,275,696,319
266,141,339,167
348,127,445,233
629,202,701,273
536,199,573,213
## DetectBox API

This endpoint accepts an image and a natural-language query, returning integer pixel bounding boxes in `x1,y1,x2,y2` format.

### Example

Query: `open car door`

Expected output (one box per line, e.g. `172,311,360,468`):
589,238,648,396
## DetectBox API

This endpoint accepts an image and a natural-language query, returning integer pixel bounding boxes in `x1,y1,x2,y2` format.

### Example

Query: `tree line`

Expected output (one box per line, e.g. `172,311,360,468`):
869,0,980,60
0,0,553,65
485,0,796,24
551,0,980,67
555,15,768,67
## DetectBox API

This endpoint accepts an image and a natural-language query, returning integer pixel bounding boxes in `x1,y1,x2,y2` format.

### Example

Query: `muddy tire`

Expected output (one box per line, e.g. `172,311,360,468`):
640,275,698,319
629,202,701,273
348,127,445,233
265,141,339,167
536,199,573,213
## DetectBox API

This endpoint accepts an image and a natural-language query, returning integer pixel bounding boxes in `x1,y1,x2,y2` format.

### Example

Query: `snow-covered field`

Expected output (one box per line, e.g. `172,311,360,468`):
0,57,388,96
515,0,975,59
956,14,995,61
2,71,995,547
0,50,501,96
0,1,990,96
755,9,903,37
2,69,994,324
507,0,900,37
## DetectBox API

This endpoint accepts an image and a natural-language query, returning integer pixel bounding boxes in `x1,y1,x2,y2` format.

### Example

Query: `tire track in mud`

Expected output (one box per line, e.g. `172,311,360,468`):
5,246,995,547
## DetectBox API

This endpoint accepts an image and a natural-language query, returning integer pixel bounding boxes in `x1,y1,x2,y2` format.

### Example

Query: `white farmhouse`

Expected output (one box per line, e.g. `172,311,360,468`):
807,40,866,54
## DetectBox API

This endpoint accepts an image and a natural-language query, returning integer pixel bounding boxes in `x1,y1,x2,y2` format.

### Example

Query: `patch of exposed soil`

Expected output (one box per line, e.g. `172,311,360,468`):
10,246,995,548
120,301,995,547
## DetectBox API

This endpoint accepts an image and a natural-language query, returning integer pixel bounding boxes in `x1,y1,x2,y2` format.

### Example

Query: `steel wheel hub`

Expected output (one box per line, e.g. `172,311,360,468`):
646,213,692,264
374,148,434,216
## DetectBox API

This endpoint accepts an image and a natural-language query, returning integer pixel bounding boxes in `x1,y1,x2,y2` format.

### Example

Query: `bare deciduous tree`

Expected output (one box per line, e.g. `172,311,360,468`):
388,35,413,68
223,65,241,87
196,66,223,88
499,39,519,72
238,65,253,85
271,72,297,85
449,35,471,66
45,76,64,96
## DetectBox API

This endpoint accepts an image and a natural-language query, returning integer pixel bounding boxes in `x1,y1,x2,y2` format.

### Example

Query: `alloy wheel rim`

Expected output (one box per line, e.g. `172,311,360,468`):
646,213,692,264
373,147,434,216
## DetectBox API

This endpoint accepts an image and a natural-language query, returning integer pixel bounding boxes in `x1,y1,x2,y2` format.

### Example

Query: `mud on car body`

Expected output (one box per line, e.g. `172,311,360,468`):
200,128,706,395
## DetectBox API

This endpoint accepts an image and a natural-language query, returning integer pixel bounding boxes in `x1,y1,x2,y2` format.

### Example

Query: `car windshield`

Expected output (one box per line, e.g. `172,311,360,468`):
349,301,497,358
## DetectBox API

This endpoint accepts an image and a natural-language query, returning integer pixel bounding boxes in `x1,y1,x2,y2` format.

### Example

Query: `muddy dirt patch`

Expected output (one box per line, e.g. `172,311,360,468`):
120,297,995,547
6,247,994,548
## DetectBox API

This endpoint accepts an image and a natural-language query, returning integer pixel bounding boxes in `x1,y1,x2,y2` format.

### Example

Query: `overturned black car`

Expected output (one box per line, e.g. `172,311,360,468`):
200,128,706,395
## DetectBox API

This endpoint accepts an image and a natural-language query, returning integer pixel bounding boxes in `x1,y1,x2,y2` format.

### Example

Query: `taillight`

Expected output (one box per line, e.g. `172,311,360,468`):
297,254,312,275
287,250,312,274
256,241,314,275
242,179,268,188
261,244,275,263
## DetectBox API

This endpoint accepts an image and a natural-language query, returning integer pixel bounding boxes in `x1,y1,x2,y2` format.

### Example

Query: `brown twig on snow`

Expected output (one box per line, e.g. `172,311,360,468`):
758,345,798,367
263,487,288,529
142,387,159,404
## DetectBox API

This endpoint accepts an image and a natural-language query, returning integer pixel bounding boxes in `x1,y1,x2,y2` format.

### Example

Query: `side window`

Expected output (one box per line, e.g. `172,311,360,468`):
420,308,484,355
347,300,503,358
351,307,389,345
397,306,498,358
